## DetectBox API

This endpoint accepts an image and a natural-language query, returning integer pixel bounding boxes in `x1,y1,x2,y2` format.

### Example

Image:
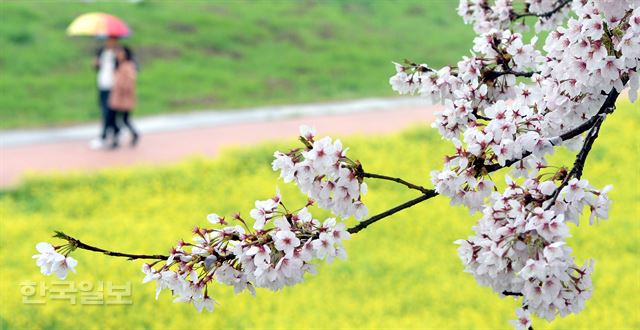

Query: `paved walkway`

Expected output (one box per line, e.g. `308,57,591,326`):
0,97,438,188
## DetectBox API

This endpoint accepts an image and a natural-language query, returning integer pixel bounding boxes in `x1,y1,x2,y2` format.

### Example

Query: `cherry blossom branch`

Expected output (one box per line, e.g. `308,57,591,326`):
360,170,431,194
102,81,626,256
350,80,628,235
511,0,572,20
54,192,442,263
53,231,170,261
48,80,627,264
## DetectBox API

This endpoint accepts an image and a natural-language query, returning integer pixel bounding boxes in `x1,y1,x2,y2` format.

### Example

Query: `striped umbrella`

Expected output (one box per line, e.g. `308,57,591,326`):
67,12,131,38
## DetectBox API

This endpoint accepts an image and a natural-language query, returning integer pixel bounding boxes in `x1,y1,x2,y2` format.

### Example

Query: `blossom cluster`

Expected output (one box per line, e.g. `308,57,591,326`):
457,0,573,34
540,3,640,137
455,175,610,321
390,29,543,140
32,242,78,280
272,125,368,220
391,0,638,327
139,192,350,312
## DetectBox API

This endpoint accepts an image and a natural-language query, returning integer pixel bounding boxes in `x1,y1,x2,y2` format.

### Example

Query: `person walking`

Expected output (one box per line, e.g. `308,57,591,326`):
90,36,120,149
108,45,139,148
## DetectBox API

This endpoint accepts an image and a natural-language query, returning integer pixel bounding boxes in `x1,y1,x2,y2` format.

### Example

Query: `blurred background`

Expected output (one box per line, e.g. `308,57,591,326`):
0,1,638,329
0,0,472,128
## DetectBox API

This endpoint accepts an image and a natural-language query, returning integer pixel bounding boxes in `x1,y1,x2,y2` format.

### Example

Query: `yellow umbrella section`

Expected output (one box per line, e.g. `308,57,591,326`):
67,12,130,37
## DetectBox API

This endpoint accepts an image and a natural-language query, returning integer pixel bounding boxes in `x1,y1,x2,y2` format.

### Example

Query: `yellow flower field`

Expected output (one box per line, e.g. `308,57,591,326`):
0,100,638,329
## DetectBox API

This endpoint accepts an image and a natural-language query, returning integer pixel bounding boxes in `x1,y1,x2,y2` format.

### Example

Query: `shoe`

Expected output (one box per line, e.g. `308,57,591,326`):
109,137,119,149
131,134,139,147
89,138,106,150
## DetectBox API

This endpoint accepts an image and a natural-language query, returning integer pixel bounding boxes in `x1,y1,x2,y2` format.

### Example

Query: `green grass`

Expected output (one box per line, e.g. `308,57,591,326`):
0,100,638,329
0,0,473,129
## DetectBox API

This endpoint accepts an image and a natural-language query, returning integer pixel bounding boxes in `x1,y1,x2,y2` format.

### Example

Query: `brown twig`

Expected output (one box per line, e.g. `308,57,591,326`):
348,191,437,234
511,0,572,20
545,113,607,208
360,171,431,194
54,231,169,261
482,69,538,83
502,290,524,297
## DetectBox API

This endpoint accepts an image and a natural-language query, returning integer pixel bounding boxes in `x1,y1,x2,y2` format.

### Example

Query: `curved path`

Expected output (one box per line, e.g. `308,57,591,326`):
0,98,438,188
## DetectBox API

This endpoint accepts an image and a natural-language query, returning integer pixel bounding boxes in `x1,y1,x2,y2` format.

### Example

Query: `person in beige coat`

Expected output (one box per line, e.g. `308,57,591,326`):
108,46,139,148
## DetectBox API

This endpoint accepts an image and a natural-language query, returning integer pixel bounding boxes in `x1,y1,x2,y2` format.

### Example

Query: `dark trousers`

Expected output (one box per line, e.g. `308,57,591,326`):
98,90,119,140
114,111,137,138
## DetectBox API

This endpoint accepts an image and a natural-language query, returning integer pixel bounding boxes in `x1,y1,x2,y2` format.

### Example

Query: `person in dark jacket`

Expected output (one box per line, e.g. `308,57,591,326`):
90,36,120,150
